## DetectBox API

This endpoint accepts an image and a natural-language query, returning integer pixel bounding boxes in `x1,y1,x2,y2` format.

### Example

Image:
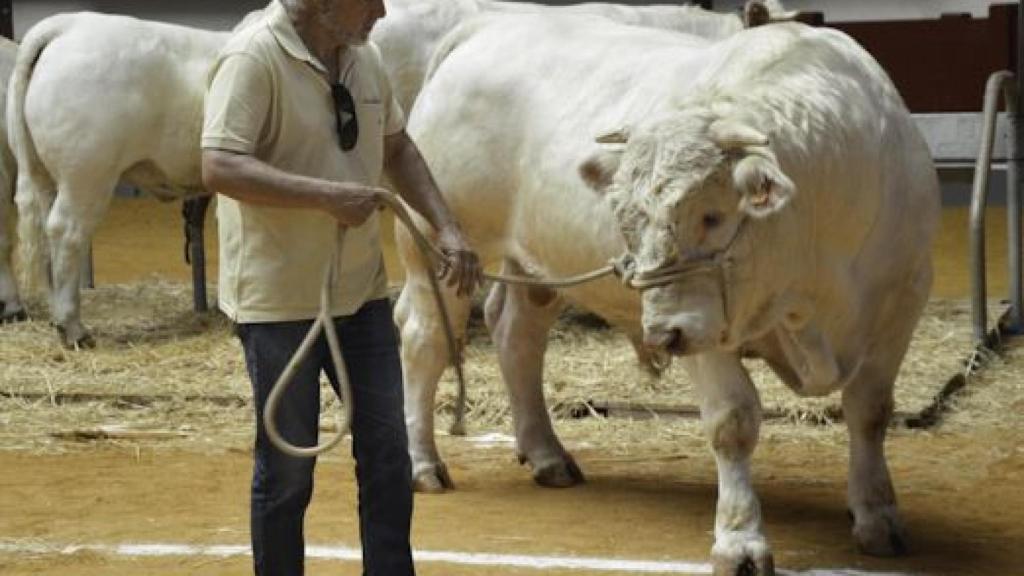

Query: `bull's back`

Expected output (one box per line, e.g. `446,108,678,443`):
371,0,481,112
409,14,708,317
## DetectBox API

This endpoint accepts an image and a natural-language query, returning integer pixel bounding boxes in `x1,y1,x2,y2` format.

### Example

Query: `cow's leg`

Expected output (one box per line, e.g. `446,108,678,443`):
843,270,928,557
394,226,474,493
689,352,773,576
842,371,907,557
487,259,582,488
46,185,113,348
0,184,26,323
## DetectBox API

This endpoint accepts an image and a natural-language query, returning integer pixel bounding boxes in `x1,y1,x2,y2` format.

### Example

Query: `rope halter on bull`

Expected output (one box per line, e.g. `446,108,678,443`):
264,190,748,458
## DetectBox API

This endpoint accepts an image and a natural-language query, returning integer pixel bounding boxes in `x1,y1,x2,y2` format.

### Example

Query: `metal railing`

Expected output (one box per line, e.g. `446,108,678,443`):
969,70,1023,344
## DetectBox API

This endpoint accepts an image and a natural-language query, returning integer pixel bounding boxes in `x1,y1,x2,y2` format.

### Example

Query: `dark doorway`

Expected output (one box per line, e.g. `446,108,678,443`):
0,0,11,39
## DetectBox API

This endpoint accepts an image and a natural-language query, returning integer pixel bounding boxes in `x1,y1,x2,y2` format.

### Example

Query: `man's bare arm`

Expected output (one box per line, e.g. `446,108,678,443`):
202,148,381,227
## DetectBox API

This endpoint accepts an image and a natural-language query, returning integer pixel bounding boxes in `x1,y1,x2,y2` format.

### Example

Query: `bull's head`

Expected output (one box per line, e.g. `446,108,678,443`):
579,111,795,355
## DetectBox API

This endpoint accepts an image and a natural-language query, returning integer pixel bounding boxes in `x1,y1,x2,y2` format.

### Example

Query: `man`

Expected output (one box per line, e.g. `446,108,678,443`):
200,0,482,574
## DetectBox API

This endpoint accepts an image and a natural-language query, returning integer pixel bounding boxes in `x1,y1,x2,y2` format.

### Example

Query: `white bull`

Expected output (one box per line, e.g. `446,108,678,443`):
396,13,938,575
8,14,227,347
0,38,22,323
378,0,793,112
7,0,786,348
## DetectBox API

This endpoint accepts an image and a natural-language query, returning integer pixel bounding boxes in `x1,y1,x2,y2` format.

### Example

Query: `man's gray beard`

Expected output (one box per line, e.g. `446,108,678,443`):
316,13,369,47
345,34,368,46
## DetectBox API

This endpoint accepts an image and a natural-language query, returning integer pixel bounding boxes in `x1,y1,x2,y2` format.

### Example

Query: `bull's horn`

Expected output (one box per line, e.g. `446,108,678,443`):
595,127,631,145
769,10,801,22
709,119,769,150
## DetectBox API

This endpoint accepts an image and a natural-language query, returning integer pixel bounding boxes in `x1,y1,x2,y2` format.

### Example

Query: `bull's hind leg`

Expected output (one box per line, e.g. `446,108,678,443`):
394,225,474,493
841,277,927,557
842,264,933,557
487,259,582,487
842,368,907,557
689,352,774,576
46,182,114,348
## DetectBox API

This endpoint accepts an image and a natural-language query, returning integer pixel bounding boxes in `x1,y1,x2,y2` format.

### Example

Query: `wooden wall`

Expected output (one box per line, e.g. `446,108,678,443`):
800,4,1018,113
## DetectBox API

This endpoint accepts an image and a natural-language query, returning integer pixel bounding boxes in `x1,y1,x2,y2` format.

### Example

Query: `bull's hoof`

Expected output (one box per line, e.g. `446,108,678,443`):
413,463,454,494
853,510,909,557
1,308,28,324
712,553,774,576
528,453,586,488
712,534,774,576
56,325,96,350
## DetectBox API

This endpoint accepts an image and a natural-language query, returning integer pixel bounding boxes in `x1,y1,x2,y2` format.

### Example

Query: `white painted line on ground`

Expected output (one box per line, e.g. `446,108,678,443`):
0,540,919,576
465,431,516,448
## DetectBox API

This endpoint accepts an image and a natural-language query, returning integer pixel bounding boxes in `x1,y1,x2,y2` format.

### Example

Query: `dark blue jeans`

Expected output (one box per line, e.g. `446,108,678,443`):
238,298,415,576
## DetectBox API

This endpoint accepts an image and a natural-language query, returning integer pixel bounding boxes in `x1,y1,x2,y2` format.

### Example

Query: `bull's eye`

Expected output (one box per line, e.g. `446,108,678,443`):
702,211,724,230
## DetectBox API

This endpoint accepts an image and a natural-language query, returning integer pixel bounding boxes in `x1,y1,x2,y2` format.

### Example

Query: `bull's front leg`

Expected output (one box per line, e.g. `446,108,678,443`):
689,352,773,576
0,225,27,323
488,260,583,488
394,261,473,493
0,177,26,323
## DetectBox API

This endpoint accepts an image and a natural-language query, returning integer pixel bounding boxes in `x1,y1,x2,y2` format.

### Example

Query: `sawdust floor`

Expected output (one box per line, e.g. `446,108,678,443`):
2,198,1023,575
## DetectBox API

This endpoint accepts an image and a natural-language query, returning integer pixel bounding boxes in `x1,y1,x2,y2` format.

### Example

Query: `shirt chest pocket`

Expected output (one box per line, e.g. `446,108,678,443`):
351,100,385,181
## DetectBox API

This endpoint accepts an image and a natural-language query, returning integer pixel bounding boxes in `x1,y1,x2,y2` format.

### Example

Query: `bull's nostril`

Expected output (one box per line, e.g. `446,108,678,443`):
666,329,686,354
644,328,687,355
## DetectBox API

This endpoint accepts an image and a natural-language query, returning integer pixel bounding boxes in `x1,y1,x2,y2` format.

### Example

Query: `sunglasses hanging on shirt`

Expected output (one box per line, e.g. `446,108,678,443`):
332,83,359,151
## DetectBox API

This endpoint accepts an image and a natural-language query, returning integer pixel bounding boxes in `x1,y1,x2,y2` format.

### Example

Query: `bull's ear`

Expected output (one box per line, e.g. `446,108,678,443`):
579,148,623,195
733,154,795,217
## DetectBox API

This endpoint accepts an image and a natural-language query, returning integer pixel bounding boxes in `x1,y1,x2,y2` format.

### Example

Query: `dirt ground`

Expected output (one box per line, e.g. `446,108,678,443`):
2,198,1023,575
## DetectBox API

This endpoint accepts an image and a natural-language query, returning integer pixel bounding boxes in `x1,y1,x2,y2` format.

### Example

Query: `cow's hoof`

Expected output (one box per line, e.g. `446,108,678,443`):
57,325,96,350
712,535,774,576
853,509,908,557
1,308,28,324
413,463,454,493
529,453,585,488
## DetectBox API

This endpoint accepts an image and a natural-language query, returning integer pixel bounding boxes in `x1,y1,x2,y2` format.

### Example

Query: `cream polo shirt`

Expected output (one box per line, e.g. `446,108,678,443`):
202,1,405,323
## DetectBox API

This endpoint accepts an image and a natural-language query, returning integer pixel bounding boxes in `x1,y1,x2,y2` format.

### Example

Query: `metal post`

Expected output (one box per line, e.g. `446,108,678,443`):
182,196,212,313
971,71,1017,343
1008,3,1024,333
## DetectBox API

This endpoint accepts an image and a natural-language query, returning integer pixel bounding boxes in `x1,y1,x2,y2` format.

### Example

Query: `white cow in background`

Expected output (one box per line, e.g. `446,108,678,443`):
6,0,788,348
395,13,938,574
8,13,227,347
0,38,22,324
377,0,793,113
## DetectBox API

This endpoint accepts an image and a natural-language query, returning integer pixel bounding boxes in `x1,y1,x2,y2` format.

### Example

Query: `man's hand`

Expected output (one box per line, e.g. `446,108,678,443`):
325,183,388,227
436,225,482,298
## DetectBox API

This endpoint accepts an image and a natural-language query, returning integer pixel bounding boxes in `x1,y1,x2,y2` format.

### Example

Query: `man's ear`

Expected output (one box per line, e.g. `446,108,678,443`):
579,148,623,195
733,153,795,217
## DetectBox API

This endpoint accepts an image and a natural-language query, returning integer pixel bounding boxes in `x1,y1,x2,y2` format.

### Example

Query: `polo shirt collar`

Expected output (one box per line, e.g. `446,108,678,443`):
266,0,329,75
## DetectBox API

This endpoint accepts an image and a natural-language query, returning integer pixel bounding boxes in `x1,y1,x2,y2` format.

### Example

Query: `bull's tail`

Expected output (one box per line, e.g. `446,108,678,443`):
8,15,66,295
